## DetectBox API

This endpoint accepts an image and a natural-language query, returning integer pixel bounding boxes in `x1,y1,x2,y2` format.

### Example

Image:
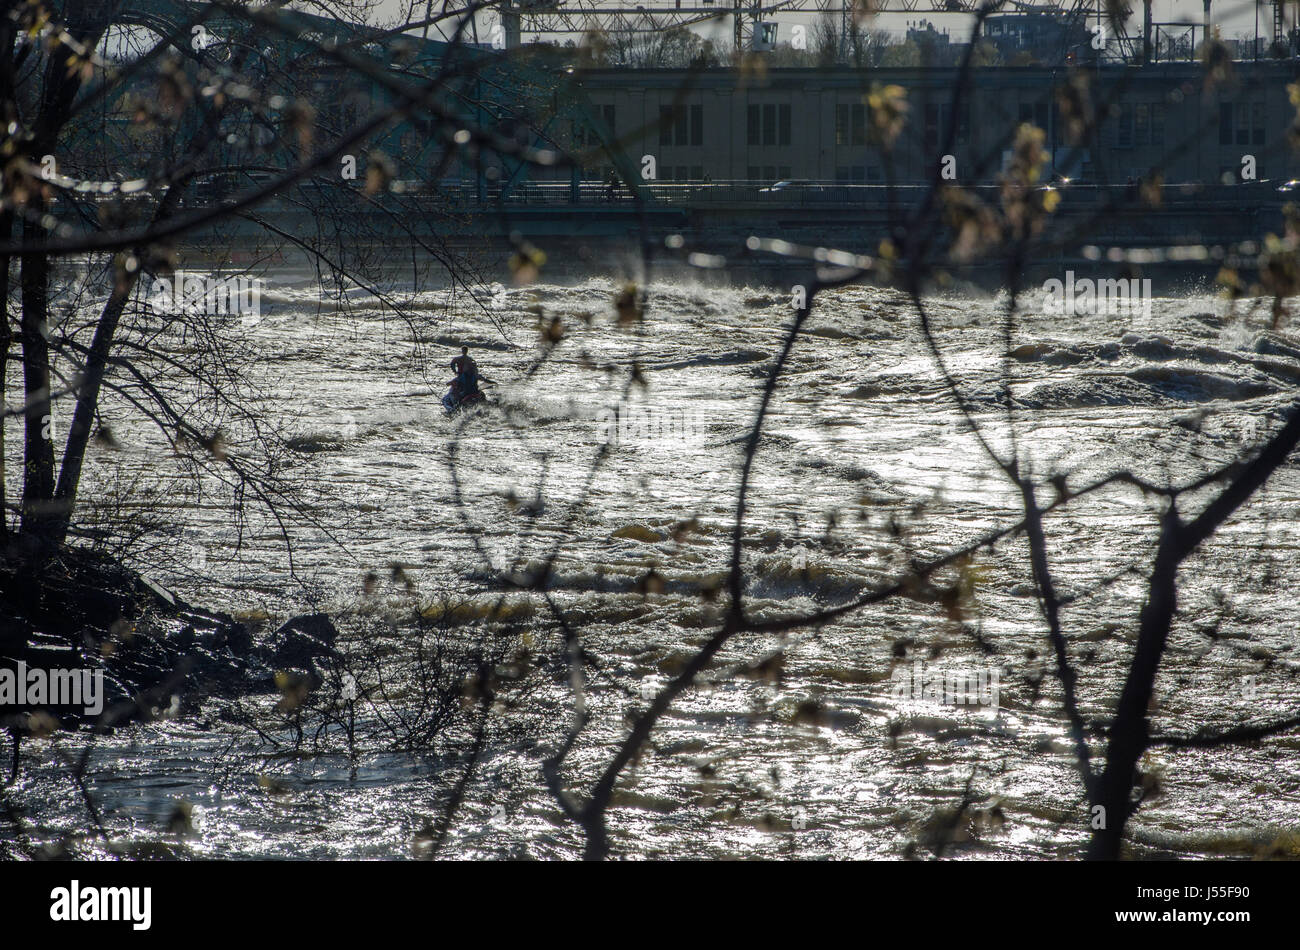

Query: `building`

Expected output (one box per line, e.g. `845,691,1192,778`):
555,61,1300,187
984,12,1094,65
905,20,966,67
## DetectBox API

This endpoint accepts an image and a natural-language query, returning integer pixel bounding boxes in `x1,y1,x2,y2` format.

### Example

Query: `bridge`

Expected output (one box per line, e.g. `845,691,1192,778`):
47,1,1296,284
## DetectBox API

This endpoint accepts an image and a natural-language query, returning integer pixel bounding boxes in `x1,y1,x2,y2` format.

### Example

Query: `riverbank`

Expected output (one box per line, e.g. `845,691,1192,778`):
0,545,252,754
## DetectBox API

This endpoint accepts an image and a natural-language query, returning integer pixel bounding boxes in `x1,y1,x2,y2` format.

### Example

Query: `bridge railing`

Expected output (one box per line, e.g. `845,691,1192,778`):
369,179,1300,209
72,178,1299,218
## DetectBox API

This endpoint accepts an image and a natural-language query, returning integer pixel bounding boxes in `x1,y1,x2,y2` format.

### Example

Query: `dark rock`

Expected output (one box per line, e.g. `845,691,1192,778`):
266,613,339,669
248,613,341,692
0,545,255,736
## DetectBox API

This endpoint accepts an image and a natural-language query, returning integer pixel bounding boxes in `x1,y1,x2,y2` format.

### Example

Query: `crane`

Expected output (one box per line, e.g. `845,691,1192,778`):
499,0,1149,58
502,0,1300,63
502,0,1032,50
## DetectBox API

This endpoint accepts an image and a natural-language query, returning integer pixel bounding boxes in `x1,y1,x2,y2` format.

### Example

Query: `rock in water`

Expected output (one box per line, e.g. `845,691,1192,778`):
256,614,341,689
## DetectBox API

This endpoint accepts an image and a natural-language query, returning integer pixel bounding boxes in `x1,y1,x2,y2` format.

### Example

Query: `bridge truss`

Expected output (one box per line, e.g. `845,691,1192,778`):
503,0,1126,54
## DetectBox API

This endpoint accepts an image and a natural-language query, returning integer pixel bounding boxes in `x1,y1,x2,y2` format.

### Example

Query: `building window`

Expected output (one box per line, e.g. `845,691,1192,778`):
1117,105,1133,148
1219,103,1233,145
1252,102,1265,145
851,104,866,146
836,105,849,146
749,103,791,147
661,104,704,146
747,165,759,180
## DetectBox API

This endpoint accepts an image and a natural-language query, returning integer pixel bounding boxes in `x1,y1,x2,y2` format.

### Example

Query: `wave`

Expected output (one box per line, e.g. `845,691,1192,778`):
1020,368,1279,409
1000,330,1300,409
651,349,771,371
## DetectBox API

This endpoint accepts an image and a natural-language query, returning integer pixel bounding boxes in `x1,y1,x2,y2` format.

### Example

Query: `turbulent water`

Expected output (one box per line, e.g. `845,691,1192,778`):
8,269,1300,859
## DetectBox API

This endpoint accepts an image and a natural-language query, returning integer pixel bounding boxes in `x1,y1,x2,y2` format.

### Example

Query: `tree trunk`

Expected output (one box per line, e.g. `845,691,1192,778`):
10,7,105,561
49,265,134,549
17,218,58,556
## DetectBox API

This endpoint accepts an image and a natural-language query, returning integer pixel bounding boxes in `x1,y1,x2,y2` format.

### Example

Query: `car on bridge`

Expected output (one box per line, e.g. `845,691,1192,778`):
758,179,815,194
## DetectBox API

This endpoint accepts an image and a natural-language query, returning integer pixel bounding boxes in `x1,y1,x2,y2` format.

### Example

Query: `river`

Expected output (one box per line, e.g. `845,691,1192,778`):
6,269,1300,859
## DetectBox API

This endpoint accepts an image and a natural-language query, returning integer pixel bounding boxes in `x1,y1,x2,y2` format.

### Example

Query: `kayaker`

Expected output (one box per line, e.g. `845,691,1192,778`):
448,346,480,403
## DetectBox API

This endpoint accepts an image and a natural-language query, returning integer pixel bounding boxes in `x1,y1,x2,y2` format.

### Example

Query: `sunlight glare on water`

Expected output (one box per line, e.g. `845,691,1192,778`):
10,273,1300,859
